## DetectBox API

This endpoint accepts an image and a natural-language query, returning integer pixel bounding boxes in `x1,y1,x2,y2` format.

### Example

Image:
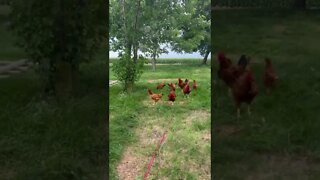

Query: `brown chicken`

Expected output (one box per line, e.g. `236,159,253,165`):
147,89,163,105
192,80,197,90
183,81,191,98
156,83,166,89
168,89,176,105
178,78,185,89
264,58,278,93
217,53,249,88
231,69,258,119
168,82,176,91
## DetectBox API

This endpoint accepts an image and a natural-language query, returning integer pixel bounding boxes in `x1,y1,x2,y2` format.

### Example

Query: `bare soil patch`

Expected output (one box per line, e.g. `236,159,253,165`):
184,110,210,124
116,149,145,180
147,78,181,83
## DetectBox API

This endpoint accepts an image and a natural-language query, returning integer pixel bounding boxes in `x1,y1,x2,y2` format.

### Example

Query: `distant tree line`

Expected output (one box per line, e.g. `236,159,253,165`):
213,0,320,9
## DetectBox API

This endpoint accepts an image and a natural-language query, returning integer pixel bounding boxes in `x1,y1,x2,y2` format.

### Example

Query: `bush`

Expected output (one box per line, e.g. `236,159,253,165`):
111,54,145,92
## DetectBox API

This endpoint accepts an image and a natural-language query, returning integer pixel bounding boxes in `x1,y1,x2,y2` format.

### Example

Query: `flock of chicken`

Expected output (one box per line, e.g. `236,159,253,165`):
147,78,197,105
217,52,278,119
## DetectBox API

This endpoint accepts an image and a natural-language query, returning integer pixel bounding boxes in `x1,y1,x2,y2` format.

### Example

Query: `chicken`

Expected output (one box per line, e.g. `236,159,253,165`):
168,82,176,91
192,80,197,90
231,69,258,119
147,89,163,105
183,81,191,98
178,78,185,89
156,83,166,89
217,53,249,93
168,89,176,105
264,58,278,93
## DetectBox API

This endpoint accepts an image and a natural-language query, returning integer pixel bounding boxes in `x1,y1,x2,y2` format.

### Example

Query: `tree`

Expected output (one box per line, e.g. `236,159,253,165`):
139,0,177,71
10,0,106,98
110,0,180,90
110,0,145,91
170,0,211,65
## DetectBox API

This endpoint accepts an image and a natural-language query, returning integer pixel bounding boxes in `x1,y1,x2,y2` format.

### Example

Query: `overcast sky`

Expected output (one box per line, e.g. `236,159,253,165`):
109,50,211,59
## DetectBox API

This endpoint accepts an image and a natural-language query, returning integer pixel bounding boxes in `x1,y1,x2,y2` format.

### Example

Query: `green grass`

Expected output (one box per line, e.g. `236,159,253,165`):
213,9,320,179
0,60,107,179
109,61,211,179
0,5,26,60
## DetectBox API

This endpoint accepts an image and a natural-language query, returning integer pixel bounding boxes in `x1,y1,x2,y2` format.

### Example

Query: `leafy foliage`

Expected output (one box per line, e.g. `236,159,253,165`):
111,54,146,91
10,0,106,95
170,0,211,62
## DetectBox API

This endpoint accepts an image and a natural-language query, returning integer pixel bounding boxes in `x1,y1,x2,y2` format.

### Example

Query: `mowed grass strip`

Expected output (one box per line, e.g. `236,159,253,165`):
110,62,211,179
213,9,320,179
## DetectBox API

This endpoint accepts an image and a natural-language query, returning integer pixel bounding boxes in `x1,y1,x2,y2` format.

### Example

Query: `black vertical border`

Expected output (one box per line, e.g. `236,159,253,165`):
106,0,110,178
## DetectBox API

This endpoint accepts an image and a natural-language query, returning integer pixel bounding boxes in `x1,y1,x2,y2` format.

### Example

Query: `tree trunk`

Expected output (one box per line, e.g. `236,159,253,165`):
133,45,138,63
202,49,210,65
152,53,156,71
132,0,141,64
54,61,74,100
126,42,132,56
294,0,306,9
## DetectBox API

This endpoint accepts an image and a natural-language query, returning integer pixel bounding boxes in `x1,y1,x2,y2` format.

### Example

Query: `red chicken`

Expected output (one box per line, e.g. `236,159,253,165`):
192,80,197,90
168,89,176,105
183,81,191,98
264,58,278,93
178,78,185,89
156,82,166,89
217,53,249,88
231,69,258,119
168,82,176,91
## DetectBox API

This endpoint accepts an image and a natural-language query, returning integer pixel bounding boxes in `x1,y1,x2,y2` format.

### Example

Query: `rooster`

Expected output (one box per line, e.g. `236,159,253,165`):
264,58,278,93
231,69,258,119
168,89,176,105
156,83,166,89
183,81,191,98
147,89,163,105
217,53,249,93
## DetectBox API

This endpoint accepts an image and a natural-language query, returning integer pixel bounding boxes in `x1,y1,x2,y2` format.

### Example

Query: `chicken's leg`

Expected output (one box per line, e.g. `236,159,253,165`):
237,108,241,119
228,88,232,97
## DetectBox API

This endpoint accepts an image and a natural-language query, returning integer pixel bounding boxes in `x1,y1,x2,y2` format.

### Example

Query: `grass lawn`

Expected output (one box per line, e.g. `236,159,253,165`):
0,59,107,179
0,5,26,61
109,61,211,179
213,9,320,179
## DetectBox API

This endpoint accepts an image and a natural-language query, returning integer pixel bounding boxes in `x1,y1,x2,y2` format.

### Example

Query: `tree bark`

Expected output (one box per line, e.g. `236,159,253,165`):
152,53,156,71
132,0,141,64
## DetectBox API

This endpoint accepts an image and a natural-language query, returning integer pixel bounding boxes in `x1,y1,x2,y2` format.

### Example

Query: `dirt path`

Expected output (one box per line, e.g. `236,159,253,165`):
116,99,211,179
0,59,32,78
